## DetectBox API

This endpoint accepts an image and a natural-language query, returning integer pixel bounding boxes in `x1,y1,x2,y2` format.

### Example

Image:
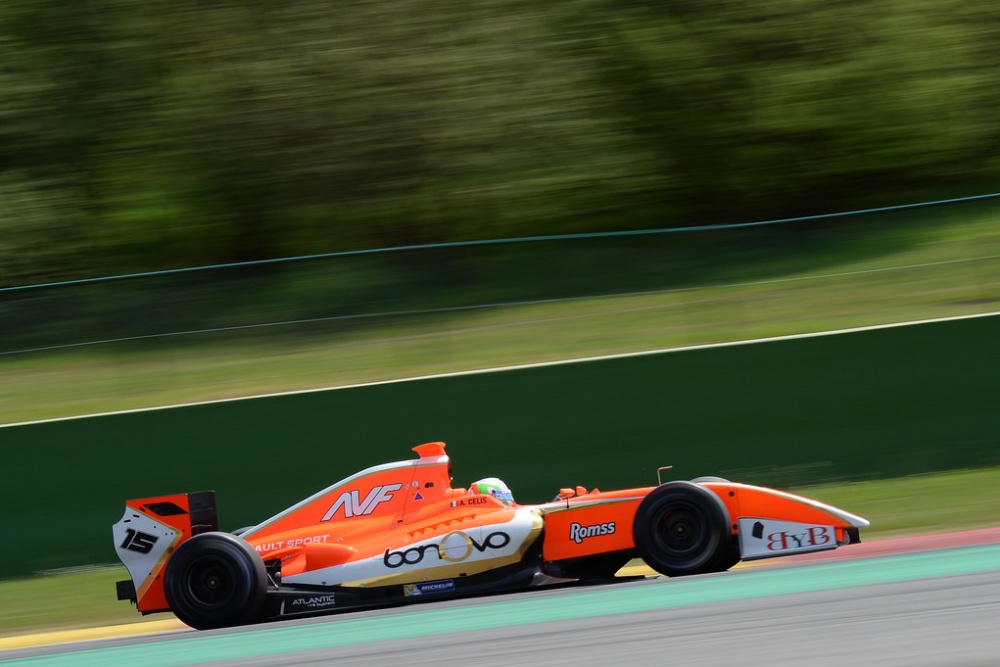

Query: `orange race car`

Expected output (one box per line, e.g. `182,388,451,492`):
112,441,869,630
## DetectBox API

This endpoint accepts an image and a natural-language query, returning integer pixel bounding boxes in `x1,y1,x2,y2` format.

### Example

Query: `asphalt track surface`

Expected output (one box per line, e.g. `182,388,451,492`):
3,536,1000,667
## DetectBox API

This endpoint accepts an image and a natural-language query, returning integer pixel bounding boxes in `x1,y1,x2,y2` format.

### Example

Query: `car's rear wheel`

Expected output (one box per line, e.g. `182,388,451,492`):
633,481,734,577
164,532,267,630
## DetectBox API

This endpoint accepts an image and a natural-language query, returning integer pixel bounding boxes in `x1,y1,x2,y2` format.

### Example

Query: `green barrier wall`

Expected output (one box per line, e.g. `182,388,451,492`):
3,315,998,577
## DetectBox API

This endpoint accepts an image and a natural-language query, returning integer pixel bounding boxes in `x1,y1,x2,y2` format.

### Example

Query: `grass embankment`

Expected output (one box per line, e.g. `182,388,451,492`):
2,466,998,638
1,211,999,425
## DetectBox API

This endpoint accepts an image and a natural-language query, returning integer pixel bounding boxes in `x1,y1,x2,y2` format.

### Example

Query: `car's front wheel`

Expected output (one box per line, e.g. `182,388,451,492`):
632,481,735,576
164,532,267,630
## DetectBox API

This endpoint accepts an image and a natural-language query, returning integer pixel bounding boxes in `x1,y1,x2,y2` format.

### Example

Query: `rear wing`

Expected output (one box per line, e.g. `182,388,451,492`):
112,491,218,613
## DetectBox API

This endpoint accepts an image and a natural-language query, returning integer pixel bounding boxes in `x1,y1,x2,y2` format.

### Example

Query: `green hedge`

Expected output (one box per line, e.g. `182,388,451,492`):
4,315,997,577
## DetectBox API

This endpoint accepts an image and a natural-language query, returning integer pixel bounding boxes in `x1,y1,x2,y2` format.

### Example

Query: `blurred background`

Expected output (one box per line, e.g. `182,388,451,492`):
3,1,1000,638
2,0,1000,424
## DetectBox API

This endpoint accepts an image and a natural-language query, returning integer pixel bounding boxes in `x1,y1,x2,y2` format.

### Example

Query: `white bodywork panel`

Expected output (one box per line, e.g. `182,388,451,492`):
738,517,838,560
284,508,541,587
112,508,180,590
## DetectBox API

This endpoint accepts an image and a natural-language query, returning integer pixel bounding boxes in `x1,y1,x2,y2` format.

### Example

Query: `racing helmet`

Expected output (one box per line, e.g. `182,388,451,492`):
469,477,515,506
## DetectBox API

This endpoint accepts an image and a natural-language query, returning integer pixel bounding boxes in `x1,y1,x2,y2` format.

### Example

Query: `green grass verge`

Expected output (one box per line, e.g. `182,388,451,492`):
2,466,997,638
796,467,1000,538
2,211,999,425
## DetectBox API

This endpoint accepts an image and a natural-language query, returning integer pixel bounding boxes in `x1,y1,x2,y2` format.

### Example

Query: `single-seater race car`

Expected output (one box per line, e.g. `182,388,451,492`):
113,442,869,629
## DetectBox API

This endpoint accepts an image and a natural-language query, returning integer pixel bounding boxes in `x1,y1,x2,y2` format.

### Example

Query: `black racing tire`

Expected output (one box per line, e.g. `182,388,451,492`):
164,532,267,630
714,543,742,572
689,477,741,571
632,481,733,577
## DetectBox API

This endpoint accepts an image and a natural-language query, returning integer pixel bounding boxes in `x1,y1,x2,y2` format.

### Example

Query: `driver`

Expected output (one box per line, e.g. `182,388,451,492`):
468,477,515,506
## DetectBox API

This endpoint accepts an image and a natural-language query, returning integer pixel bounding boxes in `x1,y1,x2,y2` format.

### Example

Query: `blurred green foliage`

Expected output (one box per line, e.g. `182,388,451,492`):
2,0,1000,284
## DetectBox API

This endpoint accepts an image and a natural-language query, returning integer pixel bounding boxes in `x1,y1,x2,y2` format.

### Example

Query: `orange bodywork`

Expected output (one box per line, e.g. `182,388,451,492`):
114,491,218,613
114,441,869,619
705,482,865,546
231,442,548,589
539,490,647,561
